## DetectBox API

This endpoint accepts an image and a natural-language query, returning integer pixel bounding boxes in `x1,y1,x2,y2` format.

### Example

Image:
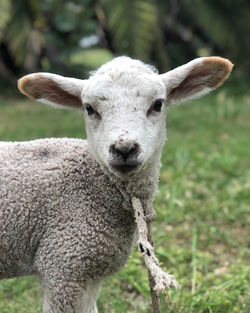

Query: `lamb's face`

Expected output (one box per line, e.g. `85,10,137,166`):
82,71,167,178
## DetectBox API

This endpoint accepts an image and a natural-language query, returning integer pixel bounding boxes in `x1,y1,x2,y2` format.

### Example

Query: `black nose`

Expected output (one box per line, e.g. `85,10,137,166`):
109,143,140,162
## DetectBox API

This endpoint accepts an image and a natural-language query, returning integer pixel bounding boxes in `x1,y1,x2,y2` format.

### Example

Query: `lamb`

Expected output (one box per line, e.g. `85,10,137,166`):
0,56,232,313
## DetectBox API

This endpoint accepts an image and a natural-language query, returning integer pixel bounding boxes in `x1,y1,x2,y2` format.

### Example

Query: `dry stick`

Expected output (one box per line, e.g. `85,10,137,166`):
147,224,161,313
132,197,179,313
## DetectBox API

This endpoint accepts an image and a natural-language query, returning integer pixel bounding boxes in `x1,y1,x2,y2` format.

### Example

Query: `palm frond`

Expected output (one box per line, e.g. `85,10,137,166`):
102,0,168,64
182,0,250,65
3,0,44,67
4,11,31,65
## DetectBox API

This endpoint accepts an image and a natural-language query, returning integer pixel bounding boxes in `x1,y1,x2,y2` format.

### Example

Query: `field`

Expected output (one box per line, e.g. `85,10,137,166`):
0,89,249,312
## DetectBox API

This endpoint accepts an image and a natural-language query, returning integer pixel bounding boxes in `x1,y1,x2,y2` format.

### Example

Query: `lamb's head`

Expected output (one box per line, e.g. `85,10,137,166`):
18,56,233,178
80,57,168,177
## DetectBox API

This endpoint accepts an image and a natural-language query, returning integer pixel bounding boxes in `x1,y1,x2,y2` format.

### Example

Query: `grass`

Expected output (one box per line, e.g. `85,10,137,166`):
0,89,249,313
69,48,113,69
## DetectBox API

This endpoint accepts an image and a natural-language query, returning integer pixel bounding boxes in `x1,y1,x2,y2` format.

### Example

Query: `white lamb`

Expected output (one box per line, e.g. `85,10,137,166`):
0,56,232,313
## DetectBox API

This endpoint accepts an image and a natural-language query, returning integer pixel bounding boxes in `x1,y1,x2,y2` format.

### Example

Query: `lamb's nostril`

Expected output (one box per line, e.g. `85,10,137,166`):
116,148,132,161
110,143,139,162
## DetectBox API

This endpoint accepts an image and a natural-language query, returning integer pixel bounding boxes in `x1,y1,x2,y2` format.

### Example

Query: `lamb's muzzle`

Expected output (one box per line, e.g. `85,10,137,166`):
109,141,141,175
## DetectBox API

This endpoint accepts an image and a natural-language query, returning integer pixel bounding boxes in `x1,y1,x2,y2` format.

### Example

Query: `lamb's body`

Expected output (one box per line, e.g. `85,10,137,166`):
0,56,232,312
0,138,152,276
0,138,159,312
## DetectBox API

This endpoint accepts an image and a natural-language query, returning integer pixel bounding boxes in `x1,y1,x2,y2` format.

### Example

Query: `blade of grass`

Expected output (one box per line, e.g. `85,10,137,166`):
191,228,198,295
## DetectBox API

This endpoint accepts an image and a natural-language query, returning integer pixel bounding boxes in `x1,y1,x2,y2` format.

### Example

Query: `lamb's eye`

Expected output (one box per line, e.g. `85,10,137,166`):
146,99,164,117
85,104,95,115
153,100,163,112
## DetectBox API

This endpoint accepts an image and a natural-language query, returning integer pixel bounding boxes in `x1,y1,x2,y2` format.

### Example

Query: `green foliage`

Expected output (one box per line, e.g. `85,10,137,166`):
0,0,99,76
3,0,44,67
0,90,249,312
0,0,250,82
0,0,11,41
182,0,250,71
102,0,168,65
53,10,77,32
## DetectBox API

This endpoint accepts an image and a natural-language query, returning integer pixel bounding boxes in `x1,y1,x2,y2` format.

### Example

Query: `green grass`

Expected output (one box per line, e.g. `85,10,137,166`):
0,89,249,313
69,48,113,69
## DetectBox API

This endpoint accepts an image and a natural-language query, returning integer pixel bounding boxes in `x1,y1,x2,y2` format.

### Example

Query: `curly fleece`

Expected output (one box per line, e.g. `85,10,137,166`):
0,138,160,312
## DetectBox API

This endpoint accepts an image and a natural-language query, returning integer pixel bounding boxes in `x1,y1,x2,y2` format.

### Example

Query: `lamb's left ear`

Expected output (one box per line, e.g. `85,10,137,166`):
18,73,84,109
160,57,233,107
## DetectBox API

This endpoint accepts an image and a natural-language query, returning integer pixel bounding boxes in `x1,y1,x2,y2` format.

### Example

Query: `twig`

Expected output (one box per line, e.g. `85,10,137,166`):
132,197,179,313
147,224,161,313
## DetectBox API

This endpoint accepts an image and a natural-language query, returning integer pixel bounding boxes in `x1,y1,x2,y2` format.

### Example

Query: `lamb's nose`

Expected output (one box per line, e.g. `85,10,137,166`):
110,142,140,162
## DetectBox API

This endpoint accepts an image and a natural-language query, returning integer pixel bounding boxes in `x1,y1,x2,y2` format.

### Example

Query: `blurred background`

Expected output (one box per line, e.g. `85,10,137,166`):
0,1,249,313
0,0,249,92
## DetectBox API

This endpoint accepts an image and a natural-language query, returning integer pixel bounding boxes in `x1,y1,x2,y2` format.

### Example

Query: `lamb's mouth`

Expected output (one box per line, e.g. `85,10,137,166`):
110,162,141,177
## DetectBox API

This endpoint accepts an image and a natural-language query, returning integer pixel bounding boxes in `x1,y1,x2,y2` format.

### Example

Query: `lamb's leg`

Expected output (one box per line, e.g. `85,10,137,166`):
42,279,101,313
81,281,101,313
42,280,85,313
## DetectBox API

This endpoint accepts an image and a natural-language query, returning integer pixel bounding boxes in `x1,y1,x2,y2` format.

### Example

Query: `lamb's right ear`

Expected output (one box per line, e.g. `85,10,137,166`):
18,73,84,110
